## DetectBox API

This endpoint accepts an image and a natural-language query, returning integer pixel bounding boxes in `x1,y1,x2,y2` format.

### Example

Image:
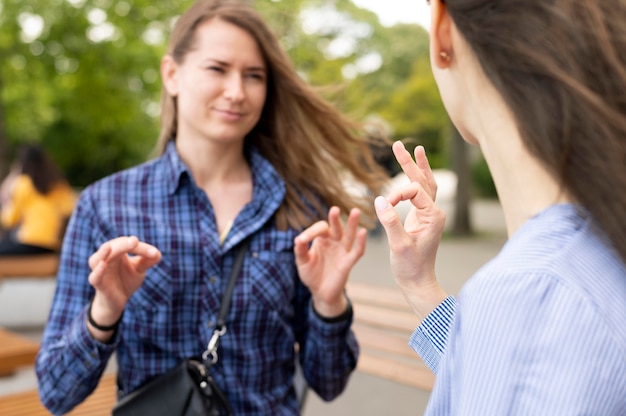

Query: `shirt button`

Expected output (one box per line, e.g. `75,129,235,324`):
207,320,214,328
252,252,259,258
209,276,217,284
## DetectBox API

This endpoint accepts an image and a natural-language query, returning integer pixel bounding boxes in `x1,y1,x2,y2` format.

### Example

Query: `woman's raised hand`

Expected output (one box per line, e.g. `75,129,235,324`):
294,207,366,318
374,141,448,319
87,236,161,338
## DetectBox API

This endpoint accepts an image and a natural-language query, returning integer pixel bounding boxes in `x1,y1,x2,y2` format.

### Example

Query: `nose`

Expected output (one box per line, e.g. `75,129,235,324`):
223,73,245,102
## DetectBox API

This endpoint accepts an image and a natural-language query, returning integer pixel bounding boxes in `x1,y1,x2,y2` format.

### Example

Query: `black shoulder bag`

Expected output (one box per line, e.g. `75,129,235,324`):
112,239,249,416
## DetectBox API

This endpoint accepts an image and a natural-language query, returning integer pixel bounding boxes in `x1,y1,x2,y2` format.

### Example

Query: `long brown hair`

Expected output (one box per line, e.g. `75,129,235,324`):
157,0,389,230
445,0,626,263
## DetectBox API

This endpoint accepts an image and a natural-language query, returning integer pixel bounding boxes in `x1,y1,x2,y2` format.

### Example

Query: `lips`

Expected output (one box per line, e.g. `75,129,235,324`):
214,108,246,121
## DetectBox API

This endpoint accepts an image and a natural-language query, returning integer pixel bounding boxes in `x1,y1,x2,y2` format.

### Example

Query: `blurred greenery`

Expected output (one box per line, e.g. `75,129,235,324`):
0,0,451,188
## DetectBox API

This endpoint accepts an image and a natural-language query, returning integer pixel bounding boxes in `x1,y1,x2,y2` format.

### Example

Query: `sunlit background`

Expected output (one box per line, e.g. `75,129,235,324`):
353,0,430,29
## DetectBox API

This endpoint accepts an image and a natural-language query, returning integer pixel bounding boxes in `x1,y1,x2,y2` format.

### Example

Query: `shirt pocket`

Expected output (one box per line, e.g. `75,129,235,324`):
125,261,176,344
249,250,297,312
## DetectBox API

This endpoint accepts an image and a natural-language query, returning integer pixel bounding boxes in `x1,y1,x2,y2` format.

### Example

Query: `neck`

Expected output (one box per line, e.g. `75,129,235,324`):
471,88,571,237
175,135,249,189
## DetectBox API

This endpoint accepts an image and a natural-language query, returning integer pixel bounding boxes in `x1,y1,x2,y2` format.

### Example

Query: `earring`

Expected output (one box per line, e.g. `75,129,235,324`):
439,51,451,61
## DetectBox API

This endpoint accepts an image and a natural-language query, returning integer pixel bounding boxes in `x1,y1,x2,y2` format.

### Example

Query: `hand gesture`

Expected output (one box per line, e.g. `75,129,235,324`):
87,236,161,331
375,141,448,318
294,207,366,318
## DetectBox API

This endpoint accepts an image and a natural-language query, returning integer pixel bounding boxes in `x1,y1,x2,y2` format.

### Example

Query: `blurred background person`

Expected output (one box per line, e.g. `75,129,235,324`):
0,143,77,256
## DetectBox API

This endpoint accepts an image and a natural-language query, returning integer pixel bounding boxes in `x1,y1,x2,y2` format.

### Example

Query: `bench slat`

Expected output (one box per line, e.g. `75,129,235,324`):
0,373,116,415
0,329,40,377
357,352,435,391
0,254,59,278
350,283,434,392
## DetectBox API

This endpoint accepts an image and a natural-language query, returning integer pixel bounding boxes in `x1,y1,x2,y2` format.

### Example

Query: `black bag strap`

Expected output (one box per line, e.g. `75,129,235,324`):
217,237,249,327
202,237,250,364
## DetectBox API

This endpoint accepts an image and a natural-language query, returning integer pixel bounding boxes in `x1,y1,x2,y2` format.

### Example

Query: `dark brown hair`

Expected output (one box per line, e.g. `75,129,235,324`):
446,0,626,262
19,144,67,195
157,0,388,230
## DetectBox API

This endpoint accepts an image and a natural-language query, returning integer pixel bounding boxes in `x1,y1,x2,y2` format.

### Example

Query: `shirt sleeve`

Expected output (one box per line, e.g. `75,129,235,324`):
35,188,119,415
293,282,359,401
409,296,457,374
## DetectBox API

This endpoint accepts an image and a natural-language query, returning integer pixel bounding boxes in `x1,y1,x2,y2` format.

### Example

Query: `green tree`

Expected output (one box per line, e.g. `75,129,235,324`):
0,0,451,188
0,0,194,186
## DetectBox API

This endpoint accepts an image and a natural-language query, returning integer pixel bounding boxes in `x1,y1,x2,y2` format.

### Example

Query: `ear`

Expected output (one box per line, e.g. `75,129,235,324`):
430,0,454,69
161,55,179,96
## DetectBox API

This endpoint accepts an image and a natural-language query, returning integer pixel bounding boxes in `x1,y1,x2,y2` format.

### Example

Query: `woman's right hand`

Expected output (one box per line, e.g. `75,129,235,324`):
87,236,161,339
374,141,448,319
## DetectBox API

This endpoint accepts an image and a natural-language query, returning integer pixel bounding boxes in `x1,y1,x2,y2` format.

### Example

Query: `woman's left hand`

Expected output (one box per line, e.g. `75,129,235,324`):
294,206,366,318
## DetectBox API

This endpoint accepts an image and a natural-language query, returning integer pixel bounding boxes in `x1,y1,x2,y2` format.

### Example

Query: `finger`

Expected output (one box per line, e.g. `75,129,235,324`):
406,183,435,211
132,245,162,274
327,206,342,240
350,227,367,261
296,221,330,246
96,236,139,261
295,220,331,264
128,241,160,259
293,234,310,265
133,248,161,274
342,208,361,248
414,145,438,200
393,141,436,201
392,141,423,183
385,182,427,208
374,196,412,242
89,243,112,270
88,259,108,288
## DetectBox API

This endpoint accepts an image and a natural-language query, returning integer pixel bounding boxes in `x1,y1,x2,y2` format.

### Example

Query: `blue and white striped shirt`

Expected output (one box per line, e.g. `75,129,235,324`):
36,143,358,415
411,204,626,415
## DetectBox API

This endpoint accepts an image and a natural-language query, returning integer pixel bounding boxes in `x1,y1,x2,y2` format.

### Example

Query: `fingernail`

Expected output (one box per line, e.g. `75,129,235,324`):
374,196,388,212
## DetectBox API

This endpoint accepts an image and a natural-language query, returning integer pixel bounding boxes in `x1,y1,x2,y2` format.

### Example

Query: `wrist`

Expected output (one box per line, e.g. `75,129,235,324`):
87,297,124,332
396,282,448,321
312,296,353,323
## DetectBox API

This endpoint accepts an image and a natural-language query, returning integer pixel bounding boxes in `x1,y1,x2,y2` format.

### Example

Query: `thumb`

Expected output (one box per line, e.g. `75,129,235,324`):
374,196,407,239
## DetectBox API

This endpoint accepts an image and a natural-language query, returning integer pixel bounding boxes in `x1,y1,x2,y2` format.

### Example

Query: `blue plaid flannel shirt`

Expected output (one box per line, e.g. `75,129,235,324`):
36,142,358,415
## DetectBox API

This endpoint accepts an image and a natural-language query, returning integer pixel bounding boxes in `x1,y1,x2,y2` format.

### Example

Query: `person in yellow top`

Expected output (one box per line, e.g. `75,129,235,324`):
0,144,77,255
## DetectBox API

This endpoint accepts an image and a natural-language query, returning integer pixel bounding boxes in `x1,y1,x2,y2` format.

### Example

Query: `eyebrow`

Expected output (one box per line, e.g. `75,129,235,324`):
203,58,266,72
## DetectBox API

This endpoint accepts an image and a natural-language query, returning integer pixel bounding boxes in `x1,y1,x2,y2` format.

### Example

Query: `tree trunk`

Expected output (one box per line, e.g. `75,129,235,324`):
451,124,473,235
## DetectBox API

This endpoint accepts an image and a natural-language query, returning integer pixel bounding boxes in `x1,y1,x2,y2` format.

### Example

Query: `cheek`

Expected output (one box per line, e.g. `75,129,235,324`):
179,82,215,106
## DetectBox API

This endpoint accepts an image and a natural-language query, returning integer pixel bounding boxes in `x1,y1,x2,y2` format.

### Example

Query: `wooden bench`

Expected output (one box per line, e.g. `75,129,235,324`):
0,254,59,279
347,282,435,391
0,372,117,415
0,328,40,377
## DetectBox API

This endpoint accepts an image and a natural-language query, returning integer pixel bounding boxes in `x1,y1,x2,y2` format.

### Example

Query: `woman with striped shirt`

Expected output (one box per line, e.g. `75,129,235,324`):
375,0,626,414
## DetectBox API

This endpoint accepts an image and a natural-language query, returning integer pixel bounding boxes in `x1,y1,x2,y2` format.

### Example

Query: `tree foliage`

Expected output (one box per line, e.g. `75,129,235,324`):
0,0,450,186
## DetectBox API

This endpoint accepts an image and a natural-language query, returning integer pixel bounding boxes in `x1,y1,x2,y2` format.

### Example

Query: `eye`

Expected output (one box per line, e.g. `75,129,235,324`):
207,65,225,73
245,72,266,82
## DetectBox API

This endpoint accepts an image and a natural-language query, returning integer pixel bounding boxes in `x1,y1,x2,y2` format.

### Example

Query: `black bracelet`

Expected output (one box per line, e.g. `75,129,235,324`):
313,298,353,323
87,298,124,332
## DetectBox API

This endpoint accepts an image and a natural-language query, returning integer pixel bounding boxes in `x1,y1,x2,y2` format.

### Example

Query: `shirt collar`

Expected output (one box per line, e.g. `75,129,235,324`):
162,140,286,205
163,141,190,196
